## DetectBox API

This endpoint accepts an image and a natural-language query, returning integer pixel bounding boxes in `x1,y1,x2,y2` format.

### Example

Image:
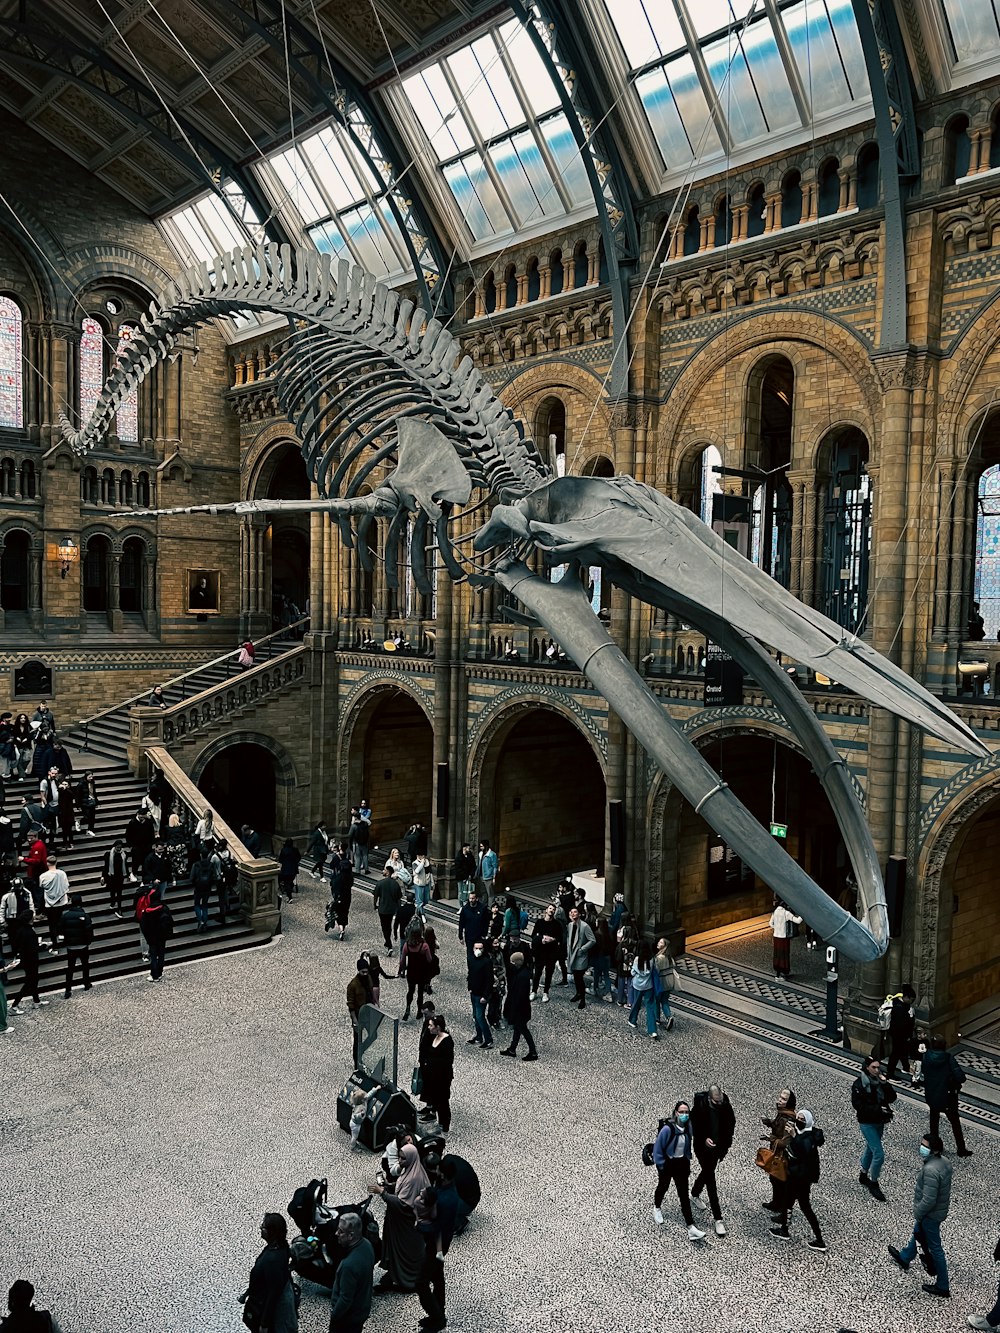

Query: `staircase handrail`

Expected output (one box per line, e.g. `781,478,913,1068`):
144,745,265,869
62,616,310,749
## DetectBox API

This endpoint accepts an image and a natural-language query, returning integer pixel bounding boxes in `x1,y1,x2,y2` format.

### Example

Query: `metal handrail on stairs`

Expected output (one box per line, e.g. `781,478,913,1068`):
62,616,310,752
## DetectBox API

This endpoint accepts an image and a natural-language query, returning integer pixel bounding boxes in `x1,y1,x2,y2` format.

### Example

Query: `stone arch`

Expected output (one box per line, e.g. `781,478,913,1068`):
57,245,175,321
499,360,616,466
466,690,607,876
81,522,121,553
189,729,299,790
0,215,61,319
0,517,42,546
656,310,881,490
336,675,435,828
939,287,1000,445
243,424,306,501
673,432,727,508
803,411,874,469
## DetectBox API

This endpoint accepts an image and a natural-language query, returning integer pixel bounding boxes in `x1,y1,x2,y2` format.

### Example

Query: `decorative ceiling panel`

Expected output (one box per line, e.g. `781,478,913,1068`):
31,105,105,162
52,85,132,143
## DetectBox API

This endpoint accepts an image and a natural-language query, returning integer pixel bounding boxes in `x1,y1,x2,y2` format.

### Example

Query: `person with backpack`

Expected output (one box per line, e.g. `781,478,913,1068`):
879,984,915,1073
211,840,238,924
852,1053,897,1201
61,892,94,997
922,1035,973,1157
1,1279,63,1332
1,879,30,951
139,885,173,981
651,1102,706,1241
190,847,217,932
393,891,418,975
652,936,678,1030
614,922,638,1006
769,1108,827,1250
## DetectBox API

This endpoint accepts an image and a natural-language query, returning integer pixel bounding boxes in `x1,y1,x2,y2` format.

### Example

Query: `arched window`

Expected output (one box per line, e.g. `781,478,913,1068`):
0,296,24,429
573,241,588,288
582,455,614,478
699,445,723,525
136,471,151,506
974,462,1000,639
81,466,99,505
119,470,134,506
683,205,701,256
484,271,497,315
79,317,105,425
19,459,36,499
781,170,802,228
856,143,880,208
101,467,115,506
944,115,972,186
462,278,476,321
0,458,15,497
598,237,608,284
818,158,840,217
549,249,564,296
714,196,733,248
991,108,1000,171
537,397,566,476
114,324,139,443
819,429,871,632
526,257,540,303
504,265,517,309
747,184,766,239
746,357,793,588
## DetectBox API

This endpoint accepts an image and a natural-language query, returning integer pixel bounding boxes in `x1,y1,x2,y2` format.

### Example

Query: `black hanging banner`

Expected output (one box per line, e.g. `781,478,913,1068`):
703,641,744,707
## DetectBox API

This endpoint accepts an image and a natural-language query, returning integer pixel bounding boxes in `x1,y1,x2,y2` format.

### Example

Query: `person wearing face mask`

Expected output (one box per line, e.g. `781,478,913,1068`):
530,903,563,1002
887,1132,953,1299
769,1108,826,1251
652,1101,707,1242
851,1054,897,1202
466,936,494,1049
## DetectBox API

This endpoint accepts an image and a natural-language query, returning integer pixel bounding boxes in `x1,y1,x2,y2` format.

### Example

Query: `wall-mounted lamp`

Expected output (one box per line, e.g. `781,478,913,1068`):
58,536,78,579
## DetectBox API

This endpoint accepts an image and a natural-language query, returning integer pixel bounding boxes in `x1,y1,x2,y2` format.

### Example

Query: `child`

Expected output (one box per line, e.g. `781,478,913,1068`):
910,1030,928,1088
350,1086,376,1150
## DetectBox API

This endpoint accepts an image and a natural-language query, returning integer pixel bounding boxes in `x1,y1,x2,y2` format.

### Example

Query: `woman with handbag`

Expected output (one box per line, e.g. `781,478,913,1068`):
759,1087,797,1215
769,1108,827,1250
422,1013,455,1132
239,1213,298,1333
652,937,678,1030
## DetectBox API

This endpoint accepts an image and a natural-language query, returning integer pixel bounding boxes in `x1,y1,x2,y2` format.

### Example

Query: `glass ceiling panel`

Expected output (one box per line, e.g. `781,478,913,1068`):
605,0,871,172
503,20,561,119
939,0,1000,64
162,187,263,269
268,150,327,225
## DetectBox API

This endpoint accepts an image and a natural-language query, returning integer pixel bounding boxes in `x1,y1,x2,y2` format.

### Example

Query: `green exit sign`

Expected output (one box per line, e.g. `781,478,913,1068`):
770,822,788,839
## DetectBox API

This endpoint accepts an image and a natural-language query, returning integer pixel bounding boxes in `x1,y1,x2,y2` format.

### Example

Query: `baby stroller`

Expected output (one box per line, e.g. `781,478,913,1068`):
287,1178,381,1288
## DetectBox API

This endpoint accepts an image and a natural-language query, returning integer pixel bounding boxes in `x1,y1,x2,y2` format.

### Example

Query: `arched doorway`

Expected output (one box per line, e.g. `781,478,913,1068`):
1,529,30,610
82,534,110,612
250,441,311,633
478,709,605,882
198,742,278,843
356,693,433,850
120,536,145,615
942,795,1000,1017
663,731,848,942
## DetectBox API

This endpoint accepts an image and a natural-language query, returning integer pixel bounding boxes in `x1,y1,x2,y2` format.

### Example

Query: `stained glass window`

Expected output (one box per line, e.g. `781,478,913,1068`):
0,295,23,429
114,324,139,443
974,464,1000,638
604,0,870,174
79,317,104,426
402,18,592,244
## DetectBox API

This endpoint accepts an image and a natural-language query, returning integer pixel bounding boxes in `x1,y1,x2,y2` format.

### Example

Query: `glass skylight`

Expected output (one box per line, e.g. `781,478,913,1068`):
605,0,870,171
160,182,265,270
938,0,1000,65
401,17,593,244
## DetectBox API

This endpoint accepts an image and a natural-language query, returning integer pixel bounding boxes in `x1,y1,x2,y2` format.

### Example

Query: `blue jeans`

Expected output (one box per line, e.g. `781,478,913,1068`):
471,994,491,1044
458,879,473,907
414,880,430,910
629,990,657,1035
656,991,673,1022
194,897,209,927
859,1121,885,1181
900,1218,949,1293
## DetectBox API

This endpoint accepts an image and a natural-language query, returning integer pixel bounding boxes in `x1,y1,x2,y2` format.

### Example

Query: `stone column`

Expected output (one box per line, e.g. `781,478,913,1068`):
801,481,819,607
143,554,158,633
431,554,452,882
539,265,552,299
932,459,956,638
731,205,748,243
838,168,852,212
515,271,528,306
763,192,782,234
698,214,714,252
787,470,810,601
587,244,600,285
108,551,123,632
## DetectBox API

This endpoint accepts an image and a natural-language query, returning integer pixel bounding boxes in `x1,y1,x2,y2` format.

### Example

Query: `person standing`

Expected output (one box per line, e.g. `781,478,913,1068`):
351,810,370,874
769,1108,827,1250
190,847,217,932
888,1132,953,1299
852,1054,897,1202
423,1013,455,1133
401,925,433,1020
628,942,658,1038
139,887,173,982
329,844,353,941
591,917,613,1002
885,984,917,1078
530,902,562,1003
101,838,130,917
922,1035,973,1157
967,1231,1000,1330
500,951,537,1061
566,905,596,1010
39,856,69,951
457,888,490,959
277,838,301,900
2,1280,63,1332
373,869,401,952
467,938,494,1049
124,807,154,878
476,839,498,901
769,895,802,980
652,936,678,1030
760,1087,798,1215
652,1102,706,1241
411,853,434,912
327,1211,374,1333
347,957,374,1066
239,1213,297,1333
61,893,94,997
691,1083,736,1237
454,841,476,908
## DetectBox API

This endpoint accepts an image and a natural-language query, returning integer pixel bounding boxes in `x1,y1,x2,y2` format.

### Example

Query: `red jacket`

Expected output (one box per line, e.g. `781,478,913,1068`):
23,838,48,877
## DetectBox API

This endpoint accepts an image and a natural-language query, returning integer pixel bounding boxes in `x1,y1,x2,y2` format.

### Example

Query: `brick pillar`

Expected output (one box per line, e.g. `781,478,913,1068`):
108,550,123,633
731,205,749,242
699,214,714,252
539,265,551,299
838,168,852,212
787,469,810,601
763,192,782,234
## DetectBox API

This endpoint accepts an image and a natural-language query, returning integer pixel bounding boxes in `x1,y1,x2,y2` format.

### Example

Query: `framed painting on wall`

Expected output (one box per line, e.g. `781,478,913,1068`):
187,569,221,615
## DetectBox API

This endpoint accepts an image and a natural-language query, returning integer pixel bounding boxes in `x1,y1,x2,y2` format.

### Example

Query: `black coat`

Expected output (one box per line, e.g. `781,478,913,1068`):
921,1048,965,1112
466,952,493,998
786,1126,824,1184
851,1073,897,1124
690,1090,736,1158
60,904,94,949
423,1032,455,1105
505,965,532,1023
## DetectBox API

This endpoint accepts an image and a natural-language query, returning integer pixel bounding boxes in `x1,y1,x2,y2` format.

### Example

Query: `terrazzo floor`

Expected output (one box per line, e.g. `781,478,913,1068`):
2,885,999,1333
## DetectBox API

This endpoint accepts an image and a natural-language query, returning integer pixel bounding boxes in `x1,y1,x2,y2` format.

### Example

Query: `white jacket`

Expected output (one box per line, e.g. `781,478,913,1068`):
769,904,802,939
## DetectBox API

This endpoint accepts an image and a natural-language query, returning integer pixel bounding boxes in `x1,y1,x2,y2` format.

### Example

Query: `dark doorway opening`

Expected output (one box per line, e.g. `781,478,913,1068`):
198,743,278,845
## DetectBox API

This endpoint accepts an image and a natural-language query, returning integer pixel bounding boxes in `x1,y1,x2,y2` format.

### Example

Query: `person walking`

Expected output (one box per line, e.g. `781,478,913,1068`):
769,895,802,980
239,1213,298,1333
329,844,353,941
402,925,434,1020
6,914,47,1015
190,847,217,932
411,853,434,912
307,821,330,880
373,868,401,952
852,1054,897,1201
467,938,494,1049
61,893,94,997
888,1132,953,1299
691,1083,736,1237
101,838,130,917
652,1102,706,1241
327,1211,374,1333
628,941,658,1038
530,902,562,1003
277,839,301,900
39,856,69,951
500,951,537,1061
139,886,173,982
457,888,490,959
476,839,498,901
885,984,917,1078
347,957,374,1066
423,1013,455,1133
566,905,596,1010
922,1035,973,1157
769,1108,827,1251
967,1231,1000,1329
454,841,476,908
652,936,678,1030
